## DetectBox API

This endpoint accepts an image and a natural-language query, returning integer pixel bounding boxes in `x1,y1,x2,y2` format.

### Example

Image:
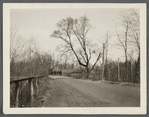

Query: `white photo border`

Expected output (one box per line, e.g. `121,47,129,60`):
3,3,147,114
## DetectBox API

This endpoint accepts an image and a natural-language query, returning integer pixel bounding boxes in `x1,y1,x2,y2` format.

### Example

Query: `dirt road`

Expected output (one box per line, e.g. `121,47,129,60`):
38,76,140,107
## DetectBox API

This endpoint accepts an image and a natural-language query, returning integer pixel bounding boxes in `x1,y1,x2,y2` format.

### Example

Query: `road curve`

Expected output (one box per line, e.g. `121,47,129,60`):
41,76,140,107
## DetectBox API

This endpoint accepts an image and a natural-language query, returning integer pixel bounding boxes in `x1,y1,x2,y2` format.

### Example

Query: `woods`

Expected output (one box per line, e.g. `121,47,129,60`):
50,9,140,82
10,9,140,82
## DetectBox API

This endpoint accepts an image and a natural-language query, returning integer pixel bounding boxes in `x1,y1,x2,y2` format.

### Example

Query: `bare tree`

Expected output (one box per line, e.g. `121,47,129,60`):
116,9,140,82
101,31,113,65
116,22,130,81
56,45,73,69
128,9,140,55
27,39,53,75
51,15,101,79
127,9,140,79
99,31,113,80
10,26,27,77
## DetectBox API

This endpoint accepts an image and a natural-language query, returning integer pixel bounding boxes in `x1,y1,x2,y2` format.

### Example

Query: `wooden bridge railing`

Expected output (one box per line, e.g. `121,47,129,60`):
10,75,45,107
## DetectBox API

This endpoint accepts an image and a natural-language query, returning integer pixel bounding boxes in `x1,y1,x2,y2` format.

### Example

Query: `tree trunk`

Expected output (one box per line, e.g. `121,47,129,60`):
108,64,110,81
118,58,120,82
136,52,140,83
102,44,105,80
105,44,108,65
86,67,89,79
125,50,128,82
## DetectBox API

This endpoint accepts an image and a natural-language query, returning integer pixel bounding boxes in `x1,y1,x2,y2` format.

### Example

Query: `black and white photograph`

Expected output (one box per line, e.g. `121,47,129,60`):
3,3,146,114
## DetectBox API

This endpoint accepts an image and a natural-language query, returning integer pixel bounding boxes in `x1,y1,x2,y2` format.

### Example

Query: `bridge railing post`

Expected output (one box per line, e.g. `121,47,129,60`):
28,79,34,103
11,75,45,107
15,81,20,107
35,78,39,96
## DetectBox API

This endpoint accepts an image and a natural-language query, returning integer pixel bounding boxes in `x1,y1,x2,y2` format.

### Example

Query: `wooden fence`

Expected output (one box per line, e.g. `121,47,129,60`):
10,75,45,107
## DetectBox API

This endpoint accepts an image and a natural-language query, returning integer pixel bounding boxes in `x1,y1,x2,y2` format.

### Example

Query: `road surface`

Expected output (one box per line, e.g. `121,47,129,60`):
38,75,140,107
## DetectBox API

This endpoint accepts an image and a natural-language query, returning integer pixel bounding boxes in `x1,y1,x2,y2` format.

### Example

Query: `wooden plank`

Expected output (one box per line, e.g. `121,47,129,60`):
10,75,45,107
10,75,45,83
10,76,35,82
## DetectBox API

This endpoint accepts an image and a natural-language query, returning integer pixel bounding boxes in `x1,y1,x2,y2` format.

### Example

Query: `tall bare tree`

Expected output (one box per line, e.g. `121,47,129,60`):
51,15,101,78
127,9,140,78
99,31,113,80
128,9,140,55
99,32,113,63
116,9,140,82
10,26,27,77
27,39,53,75
116,22,130,81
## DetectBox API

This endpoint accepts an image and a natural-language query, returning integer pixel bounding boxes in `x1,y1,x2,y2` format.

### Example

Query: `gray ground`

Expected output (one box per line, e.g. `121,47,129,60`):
37,75,140,107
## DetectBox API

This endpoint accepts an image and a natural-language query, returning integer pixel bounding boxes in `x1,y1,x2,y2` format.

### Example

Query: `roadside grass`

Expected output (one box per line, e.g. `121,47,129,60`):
10,77,48,107
69,74,140,89
10,75,139,107
10,80,30,107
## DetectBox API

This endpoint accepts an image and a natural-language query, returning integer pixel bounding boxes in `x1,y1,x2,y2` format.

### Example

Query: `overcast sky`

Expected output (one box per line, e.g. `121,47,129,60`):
10,8,130,64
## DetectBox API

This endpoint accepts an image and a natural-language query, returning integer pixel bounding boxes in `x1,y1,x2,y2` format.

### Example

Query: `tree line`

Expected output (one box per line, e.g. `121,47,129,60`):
10,9,140,83
51,9,140,82
10,28,75,78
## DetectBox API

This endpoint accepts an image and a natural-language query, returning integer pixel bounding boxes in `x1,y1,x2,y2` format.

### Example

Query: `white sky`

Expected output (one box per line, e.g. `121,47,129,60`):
10,8,130,64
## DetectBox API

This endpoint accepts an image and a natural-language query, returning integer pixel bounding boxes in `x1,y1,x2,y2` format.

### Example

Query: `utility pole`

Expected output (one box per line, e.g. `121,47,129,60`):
102,44,105,80
131,60,133,82
108,63,110,80
105,41,108,65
